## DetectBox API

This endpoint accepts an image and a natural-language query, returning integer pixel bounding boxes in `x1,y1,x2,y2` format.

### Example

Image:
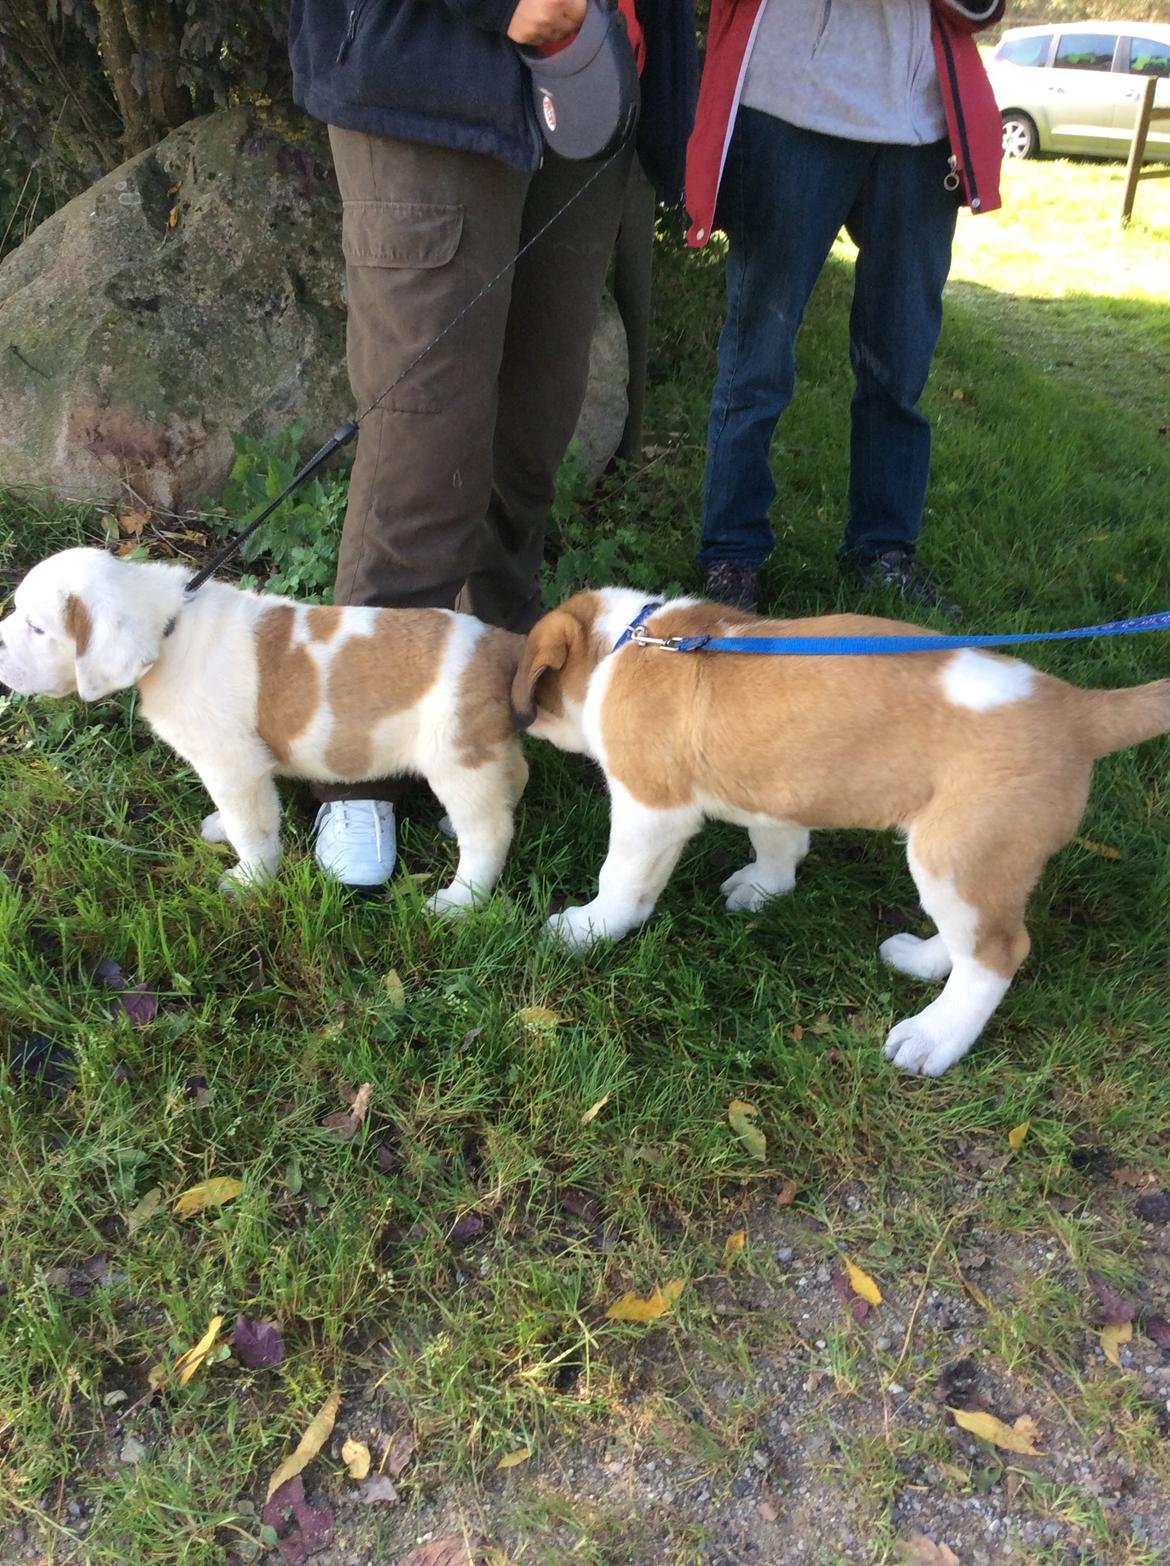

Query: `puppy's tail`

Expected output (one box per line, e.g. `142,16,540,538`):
1081,679,1170,759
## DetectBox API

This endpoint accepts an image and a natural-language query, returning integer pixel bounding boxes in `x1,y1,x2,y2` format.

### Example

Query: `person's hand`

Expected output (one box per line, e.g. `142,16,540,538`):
506,0,587,47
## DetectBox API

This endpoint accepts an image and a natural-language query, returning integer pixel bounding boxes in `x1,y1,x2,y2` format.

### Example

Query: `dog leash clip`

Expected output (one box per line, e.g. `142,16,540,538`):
629,623,684,651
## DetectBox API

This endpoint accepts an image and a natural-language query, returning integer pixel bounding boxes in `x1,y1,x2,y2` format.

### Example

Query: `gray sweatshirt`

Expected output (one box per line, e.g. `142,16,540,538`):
741,0,953,145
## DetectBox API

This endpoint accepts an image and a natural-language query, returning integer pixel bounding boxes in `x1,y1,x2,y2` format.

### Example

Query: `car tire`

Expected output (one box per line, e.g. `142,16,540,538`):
1001,111,1038,160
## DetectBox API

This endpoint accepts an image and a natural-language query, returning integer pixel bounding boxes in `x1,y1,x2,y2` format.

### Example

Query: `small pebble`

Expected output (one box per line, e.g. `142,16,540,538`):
119,1434,146,1465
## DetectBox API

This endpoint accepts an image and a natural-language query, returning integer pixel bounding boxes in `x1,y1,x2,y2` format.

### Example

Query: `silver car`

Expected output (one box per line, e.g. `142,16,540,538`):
987,20,1170,159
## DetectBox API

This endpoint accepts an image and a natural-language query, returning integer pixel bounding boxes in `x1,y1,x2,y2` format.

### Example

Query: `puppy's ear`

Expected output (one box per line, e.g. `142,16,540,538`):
511,609,580,730
67,590,160,701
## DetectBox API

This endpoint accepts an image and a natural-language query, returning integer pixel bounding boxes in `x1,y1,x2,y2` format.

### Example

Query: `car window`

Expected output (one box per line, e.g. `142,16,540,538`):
998,33,1052,67
1127,37,1170,77
1053,33,1117,71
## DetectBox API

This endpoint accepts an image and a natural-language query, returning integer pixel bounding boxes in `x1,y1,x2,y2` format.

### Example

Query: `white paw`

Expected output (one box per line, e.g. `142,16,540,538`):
218,861,273,895
879,932,953,982
201,810,229,844
883,1015,972,1077
547,904,610,952
720,863,793,913
426,883,478,919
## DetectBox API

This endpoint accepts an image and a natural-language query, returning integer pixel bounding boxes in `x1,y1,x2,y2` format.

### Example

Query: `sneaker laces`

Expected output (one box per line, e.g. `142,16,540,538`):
313,799,388,859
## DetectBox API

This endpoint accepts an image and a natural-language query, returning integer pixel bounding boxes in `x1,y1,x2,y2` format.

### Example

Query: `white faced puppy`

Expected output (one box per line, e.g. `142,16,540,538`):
0,548,527,910
512,587,1170,1076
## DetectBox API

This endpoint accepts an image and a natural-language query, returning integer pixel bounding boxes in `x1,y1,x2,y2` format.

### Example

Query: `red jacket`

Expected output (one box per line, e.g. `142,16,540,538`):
685,0,1005,247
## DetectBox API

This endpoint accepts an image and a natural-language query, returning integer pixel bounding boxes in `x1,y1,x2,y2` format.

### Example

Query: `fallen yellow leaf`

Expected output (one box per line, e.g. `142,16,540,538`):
167,205,179,229
845,1259,882,1306
382,969,406,1009
728,1099,766,1163
497,1446,532,1469
342,1437,371,1479
580,1093,610,1126
1008,1120,1029,1151
173,1314,225,1387
128,1186,163,1234
266,1390,342,1500
514,1005,566,1028
948,1406,1041,1455
605,1279,685,1323
1100,1319,1132,1369
1073,836,1121,861
173,1177,243,1218
719,1229,746,1276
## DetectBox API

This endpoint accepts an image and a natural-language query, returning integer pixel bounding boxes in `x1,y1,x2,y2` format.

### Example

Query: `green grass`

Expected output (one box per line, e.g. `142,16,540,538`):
2,157,1170,1564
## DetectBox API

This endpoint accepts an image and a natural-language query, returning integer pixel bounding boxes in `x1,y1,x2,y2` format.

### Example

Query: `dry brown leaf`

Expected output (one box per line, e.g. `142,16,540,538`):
948,1406,1041,1455
1008,1120,1030,1151
790,1023,804,1041
172,1314,224,1387
167,205,179,228
385,1425,414,1478
775,1177,801,1206
896,1531,962,1566
265,1390,342,1501
719,1229,746,1276
580,1093,610,1126
496,1446,532,1469
1112,1166,1158,1190
322,1081,372,1140
398,1537,487,1566
845,1259,882,1306
605,1279,685,1322
757,1498,779,1522
117,509,150,538
382,969,406,1010
1100,1319,1133,1368
173,1177,243,1217
342,1437,370,1479
728,1099,766,1162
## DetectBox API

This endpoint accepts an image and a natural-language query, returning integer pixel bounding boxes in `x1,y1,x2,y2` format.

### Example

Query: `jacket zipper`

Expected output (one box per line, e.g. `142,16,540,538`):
937,24,980,210
336,0,371,64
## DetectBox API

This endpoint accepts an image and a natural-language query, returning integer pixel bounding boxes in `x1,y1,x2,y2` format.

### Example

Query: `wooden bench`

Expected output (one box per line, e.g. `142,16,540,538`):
1120,73,1170,224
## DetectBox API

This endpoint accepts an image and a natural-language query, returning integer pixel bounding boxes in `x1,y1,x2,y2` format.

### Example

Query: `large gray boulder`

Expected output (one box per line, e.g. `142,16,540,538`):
0,104,627,512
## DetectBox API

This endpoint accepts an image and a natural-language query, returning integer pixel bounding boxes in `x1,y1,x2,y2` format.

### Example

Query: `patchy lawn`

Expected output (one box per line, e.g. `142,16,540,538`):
1,157,1169,1566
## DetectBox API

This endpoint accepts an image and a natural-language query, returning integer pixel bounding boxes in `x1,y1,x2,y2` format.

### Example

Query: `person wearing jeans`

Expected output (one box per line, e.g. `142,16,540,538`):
289,0,695,887
685,0,1006,617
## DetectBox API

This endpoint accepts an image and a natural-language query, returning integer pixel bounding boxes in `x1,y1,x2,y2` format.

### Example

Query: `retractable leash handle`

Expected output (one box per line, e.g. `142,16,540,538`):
516,0,640,161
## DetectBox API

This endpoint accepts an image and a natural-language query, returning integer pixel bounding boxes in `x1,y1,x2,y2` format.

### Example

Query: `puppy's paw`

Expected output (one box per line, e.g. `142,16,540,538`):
879,932,952,982
883,1015,971,1077
426,882,478,919
218,861,271,895
201,810,230,844
719,863,792,913
547,904,607,952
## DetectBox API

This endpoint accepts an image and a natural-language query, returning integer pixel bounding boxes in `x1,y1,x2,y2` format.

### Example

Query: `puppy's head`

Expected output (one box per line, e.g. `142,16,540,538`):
0,548,164,701
511,590,622,752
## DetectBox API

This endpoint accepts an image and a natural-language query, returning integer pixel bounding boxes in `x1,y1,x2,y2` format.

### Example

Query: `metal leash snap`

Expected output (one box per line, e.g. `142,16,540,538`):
943,156,961,193
630,624,682,650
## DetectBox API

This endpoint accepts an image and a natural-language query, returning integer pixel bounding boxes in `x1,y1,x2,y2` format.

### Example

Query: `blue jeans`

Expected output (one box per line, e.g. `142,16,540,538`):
699,109,960,571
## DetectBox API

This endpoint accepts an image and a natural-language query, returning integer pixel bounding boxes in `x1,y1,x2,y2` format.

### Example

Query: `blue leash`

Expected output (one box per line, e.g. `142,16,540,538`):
614,601,1170,657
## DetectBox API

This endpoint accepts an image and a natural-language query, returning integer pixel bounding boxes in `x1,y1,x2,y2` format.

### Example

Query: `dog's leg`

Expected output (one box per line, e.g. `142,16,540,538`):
883,835,1031,1076
427,748,527,916
879,932,953,981
200,771,282,888
550,784,701,951
720,820,810,913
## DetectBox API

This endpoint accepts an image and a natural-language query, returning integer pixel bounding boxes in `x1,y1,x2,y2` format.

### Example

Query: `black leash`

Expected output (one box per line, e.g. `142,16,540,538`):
184,147,626,597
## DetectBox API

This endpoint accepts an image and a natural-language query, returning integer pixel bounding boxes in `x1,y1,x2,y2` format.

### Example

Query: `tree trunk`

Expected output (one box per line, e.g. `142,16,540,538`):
93,0,154,153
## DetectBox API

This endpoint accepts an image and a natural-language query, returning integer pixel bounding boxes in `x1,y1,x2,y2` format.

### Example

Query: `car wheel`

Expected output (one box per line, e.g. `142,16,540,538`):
1001,111,1038,160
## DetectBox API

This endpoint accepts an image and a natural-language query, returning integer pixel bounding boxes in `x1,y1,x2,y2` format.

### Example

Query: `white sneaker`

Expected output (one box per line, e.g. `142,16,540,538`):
312,800,397,887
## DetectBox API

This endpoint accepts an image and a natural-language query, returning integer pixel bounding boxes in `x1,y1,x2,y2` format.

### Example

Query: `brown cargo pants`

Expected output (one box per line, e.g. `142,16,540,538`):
314,127,632,805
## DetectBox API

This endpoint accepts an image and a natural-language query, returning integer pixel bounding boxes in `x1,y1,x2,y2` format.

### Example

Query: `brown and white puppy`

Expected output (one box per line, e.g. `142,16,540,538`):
0,548,527,909
512,586,1170,1076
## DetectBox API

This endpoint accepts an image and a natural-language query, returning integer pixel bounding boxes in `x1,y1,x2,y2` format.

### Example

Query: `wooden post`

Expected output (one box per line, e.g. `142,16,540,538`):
1120,74,1158,225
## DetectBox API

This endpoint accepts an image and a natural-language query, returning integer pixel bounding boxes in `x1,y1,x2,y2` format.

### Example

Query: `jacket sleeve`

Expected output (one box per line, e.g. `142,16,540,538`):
932,0,1005,36
432,0,519,34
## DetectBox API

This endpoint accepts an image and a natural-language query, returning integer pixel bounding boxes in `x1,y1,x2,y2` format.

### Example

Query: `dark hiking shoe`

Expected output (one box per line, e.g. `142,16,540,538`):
703,562,761,613
842,549,961,623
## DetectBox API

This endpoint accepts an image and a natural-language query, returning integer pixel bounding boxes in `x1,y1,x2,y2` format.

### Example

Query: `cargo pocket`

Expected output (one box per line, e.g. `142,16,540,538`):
340,200,463,269
340,200,465,413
